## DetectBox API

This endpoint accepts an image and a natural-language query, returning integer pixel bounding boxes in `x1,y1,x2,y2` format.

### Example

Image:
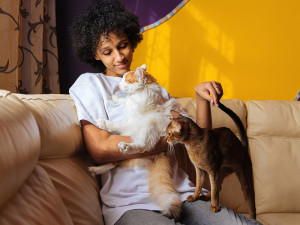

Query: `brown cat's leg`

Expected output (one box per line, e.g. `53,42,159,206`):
199,191,211,201
208,172,221,213
235,165,256,219
200,167,233,202
187,167,205,202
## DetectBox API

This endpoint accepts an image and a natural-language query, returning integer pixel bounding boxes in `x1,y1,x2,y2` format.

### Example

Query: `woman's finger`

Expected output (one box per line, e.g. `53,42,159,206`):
209,81,224,106
206,82,219,106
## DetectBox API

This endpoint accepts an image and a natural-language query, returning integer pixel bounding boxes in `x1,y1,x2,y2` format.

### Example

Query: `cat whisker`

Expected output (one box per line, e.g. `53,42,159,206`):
167,142,175,153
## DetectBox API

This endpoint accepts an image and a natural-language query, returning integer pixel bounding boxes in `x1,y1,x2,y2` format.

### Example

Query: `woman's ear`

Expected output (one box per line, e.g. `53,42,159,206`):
95,53,101,61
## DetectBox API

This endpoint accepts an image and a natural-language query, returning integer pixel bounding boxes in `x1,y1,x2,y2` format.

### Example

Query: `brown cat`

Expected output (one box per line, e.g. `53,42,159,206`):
165,102,256,219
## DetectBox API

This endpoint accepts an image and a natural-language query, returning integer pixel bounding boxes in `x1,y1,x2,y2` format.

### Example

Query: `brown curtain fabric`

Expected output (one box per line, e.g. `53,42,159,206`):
0,0,59,94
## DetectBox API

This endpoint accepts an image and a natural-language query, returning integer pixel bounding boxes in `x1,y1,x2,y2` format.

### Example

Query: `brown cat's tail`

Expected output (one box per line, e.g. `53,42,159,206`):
218,102,248,149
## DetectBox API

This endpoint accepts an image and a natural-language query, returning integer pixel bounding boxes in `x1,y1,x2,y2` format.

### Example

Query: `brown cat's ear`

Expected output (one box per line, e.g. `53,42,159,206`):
171,119,182,132
170,110,182,119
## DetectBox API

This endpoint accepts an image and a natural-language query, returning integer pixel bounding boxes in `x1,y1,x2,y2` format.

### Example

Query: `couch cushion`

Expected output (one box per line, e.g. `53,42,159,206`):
257,213,300,225
0,90,40,208
15,94,83,159
247,100,300,214
39,154,104,225
0,165,73,225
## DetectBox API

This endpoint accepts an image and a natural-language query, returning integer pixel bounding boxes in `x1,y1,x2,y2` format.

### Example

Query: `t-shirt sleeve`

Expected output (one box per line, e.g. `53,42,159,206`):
69,73,108,126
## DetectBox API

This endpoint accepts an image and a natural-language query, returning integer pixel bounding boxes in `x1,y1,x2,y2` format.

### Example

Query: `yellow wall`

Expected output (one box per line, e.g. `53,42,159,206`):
132,0,300,100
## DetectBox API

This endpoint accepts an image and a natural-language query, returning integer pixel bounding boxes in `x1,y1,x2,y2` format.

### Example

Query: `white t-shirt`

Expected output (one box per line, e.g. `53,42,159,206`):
69,73,196,225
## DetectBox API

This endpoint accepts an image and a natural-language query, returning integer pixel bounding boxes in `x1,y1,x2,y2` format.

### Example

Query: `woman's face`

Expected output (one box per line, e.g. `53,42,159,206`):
95,32,133,77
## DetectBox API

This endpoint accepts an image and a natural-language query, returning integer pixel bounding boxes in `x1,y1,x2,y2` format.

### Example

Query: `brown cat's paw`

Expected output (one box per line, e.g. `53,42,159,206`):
186,195,198,202
210,205,221,213
199,194,210,201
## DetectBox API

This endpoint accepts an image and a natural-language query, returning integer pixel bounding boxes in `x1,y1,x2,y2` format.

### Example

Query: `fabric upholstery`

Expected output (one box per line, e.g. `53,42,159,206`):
0,165,73,225
15,94,83,159
0,90,299,225
257,213,300,225
247,100,300,214
0,91,40,209
39,155,104,225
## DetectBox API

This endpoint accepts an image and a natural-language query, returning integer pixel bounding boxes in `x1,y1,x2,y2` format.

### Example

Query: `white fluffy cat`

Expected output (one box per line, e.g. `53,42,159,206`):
88,64,184,219
96,64,181,154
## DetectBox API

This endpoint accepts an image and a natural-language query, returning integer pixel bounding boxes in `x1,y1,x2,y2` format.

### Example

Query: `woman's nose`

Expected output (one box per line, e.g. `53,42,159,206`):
115,50,124,62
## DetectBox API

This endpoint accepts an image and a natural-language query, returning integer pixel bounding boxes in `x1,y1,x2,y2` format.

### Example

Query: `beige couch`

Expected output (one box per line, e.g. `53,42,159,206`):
0,89,299,225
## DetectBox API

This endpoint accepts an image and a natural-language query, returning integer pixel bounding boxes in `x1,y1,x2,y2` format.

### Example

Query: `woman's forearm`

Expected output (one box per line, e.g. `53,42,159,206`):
195,94,212,129
194,81,223,129
81,120,167,164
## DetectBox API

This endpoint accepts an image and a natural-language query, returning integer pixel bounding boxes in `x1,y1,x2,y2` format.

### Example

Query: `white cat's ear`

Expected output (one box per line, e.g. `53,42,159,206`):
135,67,143,78
135,67,147,82
140,69,147,80
170,110,182,119
140,64,147,71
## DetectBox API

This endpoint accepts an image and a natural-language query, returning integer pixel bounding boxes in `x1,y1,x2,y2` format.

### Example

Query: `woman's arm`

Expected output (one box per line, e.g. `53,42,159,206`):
195,81,223,129
81,120,168,164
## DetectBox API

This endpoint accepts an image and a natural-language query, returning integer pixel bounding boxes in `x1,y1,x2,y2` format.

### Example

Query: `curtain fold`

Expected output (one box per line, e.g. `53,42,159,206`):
0,0,59,94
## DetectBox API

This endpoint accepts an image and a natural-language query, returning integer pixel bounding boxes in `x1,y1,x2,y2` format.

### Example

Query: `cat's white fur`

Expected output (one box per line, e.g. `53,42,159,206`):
96,64,182,154
88,65,183,219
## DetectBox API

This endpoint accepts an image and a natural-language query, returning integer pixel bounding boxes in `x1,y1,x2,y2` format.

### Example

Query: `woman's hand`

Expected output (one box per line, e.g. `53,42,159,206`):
195,81,223,107
195,81,223,129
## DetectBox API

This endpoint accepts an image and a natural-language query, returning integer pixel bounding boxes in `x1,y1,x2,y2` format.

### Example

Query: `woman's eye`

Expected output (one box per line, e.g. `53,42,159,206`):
119,43,127,49
103,51,111,56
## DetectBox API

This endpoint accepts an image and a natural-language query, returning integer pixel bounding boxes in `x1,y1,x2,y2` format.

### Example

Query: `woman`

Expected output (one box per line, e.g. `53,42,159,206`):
69,1,260,224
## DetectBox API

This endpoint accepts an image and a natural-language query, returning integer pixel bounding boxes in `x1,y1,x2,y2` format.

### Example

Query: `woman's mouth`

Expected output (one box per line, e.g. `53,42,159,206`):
116,61,128,69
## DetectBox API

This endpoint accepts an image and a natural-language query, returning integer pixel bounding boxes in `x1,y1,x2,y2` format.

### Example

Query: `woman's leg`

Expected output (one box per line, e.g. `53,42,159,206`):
179,200,262,225
115,209,181,225
115,201,262,225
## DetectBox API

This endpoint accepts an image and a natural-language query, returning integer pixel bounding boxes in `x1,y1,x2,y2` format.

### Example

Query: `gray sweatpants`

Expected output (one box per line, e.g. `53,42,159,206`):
115,200,262,225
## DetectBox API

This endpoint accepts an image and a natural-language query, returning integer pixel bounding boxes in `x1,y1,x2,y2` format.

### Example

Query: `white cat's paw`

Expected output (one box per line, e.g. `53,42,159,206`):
118,142,130,153
118,142,141,154
87,166,99,177
96,119,107,130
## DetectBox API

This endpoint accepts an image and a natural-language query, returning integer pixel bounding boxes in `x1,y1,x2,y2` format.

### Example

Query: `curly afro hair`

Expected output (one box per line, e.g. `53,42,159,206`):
70,0,143,72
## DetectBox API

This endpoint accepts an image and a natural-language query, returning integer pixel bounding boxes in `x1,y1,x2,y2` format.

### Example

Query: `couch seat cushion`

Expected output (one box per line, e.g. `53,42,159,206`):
258,213,300,225
0,165,73,225
39,154,104,225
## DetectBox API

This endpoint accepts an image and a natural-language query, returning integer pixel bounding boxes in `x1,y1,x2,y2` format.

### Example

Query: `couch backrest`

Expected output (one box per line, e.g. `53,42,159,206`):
0,90,40,209
247,100,300,214
0,90,74,225
14,93,83,159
